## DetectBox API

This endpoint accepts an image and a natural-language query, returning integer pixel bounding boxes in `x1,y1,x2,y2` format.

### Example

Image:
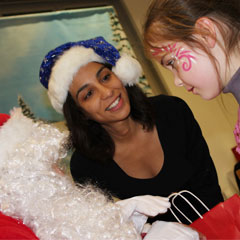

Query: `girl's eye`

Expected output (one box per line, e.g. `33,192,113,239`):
84,90,93,100
166,59,175,68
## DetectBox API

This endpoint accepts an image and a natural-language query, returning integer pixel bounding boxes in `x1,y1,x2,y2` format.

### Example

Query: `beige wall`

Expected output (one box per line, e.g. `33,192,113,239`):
122,0,239,198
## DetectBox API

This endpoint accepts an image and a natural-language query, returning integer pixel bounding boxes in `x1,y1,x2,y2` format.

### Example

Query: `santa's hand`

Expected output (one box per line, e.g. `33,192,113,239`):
116,195,170,233
144,221,201,240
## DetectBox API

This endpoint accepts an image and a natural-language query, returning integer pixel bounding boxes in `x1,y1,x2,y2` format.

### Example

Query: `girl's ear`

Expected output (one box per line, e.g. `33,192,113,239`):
194,17,216,48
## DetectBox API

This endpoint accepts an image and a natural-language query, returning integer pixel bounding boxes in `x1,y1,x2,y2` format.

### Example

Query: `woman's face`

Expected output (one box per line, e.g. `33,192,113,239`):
150,41,222,100
69,62,131,125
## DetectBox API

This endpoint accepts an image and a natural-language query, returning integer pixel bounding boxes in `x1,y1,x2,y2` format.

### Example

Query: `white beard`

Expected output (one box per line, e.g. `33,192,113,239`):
0,108,139,240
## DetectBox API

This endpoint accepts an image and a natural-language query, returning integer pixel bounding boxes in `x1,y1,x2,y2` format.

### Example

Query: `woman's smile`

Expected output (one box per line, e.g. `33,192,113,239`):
106,94,123,111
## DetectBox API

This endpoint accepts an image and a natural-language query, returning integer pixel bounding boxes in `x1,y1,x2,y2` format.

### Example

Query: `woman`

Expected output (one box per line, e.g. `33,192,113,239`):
40,36,223,224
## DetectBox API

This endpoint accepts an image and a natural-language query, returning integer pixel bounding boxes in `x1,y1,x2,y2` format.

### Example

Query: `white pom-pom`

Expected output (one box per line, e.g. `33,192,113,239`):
112,54,142,86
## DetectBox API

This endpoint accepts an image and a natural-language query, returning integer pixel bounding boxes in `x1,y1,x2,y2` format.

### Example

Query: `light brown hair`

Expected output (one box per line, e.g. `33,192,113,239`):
143,0,240,76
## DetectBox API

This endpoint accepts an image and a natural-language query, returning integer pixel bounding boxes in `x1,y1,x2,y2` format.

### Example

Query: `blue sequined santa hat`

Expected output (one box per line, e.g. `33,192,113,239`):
39,36,142,113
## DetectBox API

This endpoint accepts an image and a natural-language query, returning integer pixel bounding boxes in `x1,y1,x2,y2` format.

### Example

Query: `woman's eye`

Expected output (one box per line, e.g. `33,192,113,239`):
102,73,110,82
84,90,93,100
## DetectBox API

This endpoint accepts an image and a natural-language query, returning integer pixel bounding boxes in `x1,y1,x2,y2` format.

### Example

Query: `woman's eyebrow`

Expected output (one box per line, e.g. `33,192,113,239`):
75,65,107,99
76,84,88,99
96,65,106,78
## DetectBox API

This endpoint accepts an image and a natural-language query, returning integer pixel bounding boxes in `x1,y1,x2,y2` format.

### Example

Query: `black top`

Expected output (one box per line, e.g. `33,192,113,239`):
70,95,223,224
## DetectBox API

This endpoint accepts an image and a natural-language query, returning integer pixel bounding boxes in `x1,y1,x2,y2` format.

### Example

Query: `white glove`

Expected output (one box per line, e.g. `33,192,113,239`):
116,195,170,233
144,221,200,240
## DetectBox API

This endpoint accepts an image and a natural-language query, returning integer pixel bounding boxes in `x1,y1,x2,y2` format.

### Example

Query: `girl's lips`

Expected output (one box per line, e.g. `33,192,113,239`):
187,87,194,92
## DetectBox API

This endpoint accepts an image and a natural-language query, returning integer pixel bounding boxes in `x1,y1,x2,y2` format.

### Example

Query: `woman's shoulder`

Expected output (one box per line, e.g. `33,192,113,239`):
71,149,83,161
148,94,194,123
71,149,104,169
70,149,90,169
149,94,188,110
70,149,103,181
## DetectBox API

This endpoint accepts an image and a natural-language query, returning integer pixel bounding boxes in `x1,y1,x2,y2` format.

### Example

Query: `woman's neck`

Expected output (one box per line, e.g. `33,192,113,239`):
103,117,143,143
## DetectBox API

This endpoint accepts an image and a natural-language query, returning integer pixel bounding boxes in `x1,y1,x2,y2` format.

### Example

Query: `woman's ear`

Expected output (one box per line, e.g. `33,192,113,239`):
194,17,216,48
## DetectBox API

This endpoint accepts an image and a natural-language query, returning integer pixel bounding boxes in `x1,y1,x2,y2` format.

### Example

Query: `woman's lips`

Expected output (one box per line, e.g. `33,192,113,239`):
106,94,122,111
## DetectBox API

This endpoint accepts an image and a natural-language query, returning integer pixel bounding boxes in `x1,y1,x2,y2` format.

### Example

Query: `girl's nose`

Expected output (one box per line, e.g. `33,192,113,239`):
174,77,184,87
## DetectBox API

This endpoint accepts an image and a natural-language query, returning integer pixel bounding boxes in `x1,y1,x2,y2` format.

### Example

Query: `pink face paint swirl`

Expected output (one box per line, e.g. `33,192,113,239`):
151,43,196,71
175,48,196,71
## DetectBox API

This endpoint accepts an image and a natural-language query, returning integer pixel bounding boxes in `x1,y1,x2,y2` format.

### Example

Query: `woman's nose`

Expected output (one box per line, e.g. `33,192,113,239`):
174,77,184,87
100,85,113,99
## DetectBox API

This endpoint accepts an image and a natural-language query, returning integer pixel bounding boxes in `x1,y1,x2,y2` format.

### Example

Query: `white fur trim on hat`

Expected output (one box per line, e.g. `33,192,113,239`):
112,54,142,86
48,46,104,113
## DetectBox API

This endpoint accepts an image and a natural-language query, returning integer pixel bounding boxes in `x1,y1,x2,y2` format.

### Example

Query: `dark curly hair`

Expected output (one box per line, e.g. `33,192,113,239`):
63,71,154,163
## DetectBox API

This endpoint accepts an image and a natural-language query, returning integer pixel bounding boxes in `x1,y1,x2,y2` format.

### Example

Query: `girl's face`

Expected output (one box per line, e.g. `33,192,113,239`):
150,41,222,100
69,62,131,125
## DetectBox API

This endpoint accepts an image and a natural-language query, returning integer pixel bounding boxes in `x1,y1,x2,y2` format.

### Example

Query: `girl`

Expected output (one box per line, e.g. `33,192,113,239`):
143,0,240,151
